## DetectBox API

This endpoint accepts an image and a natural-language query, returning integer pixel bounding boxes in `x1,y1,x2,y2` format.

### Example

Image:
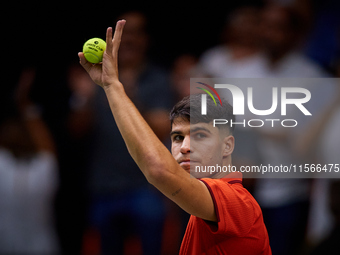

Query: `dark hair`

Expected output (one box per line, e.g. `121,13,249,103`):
170,93,235,134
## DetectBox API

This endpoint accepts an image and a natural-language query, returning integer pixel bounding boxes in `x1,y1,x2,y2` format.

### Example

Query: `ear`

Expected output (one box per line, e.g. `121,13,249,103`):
223,135,235,158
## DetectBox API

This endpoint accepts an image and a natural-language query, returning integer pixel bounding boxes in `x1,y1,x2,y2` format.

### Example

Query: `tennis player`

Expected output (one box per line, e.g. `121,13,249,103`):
78,20,271,255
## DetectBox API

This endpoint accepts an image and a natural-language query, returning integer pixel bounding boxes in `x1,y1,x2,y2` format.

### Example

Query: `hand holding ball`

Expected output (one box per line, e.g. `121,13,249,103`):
78,20,126,87
83,38,106,63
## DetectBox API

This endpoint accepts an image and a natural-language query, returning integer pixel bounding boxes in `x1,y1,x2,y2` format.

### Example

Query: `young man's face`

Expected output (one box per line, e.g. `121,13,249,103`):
170,118,233,178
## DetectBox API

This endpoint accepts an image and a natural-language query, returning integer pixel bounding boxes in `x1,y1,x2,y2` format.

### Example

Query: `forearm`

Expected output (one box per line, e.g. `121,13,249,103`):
103,83,179,180
22,105,55,153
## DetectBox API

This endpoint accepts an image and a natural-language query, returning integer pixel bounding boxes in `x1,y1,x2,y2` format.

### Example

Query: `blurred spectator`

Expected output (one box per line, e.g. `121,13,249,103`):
309,180,340,255
265,0,313,31
295,65,340,254
307,91,340,254
260,4,326,77
56,63,97,254
198,3,333,255
198,6,267,78
85,11,173,255
171,54,198,101
0,68,59,254
67,63,96,139
197,6,265,191
253,4,332,255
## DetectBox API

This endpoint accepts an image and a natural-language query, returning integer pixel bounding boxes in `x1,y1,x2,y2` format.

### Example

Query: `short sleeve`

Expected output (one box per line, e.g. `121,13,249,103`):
200,179,255,237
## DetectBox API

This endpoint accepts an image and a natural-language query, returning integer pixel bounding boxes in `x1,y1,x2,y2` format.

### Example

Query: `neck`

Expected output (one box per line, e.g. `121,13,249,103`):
268,47,292,66
211,170,230,179
228,44,259,60
210,156,233,178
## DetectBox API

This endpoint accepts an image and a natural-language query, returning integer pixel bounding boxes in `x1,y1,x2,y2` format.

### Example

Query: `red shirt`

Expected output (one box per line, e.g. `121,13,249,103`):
179,172,271,255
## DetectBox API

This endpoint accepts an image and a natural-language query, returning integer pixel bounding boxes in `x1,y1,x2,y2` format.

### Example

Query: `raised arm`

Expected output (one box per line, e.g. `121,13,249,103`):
78,21,216,221
16,68,55,154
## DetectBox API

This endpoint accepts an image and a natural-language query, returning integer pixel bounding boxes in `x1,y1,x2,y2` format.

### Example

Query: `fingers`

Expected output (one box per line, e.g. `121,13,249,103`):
105,20,125,57
78,52,93,73
105,27,113,56
112,20,126,52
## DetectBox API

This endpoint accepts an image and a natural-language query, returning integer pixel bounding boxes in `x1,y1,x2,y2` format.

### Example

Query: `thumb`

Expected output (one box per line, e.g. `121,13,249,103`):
78,52,93,73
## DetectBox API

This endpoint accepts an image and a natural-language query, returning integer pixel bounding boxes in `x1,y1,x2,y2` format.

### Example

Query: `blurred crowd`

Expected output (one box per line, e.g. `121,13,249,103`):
1,0,340,254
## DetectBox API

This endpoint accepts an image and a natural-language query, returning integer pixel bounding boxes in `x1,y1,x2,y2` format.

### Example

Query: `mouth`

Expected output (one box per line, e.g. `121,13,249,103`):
179,160,190,166
178,159,199,170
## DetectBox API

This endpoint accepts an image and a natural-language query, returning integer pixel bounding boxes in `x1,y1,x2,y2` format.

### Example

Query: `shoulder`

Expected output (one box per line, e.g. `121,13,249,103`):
199,46,229,67
199,177,261,236
34,151,58,167
281,53,329,77
201,177,255,206
201,46,229,60
0,149,56,168
198,46,230,77
0,148,16,173
0,147,14,161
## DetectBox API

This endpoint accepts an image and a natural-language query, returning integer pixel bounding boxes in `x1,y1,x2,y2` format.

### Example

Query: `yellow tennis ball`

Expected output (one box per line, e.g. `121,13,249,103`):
83,38,106,64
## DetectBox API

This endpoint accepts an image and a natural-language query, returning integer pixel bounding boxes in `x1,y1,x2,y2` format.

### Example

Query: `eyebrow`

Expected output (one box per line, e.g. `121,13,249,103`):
191,126,212,134
170,130,182,136
170,126,212,136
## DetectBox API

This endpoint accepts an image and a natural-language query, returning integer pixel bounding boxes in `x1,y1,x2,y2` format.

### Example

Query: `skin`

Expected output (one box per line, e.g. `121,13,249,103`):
78,20,234,222
171,118,234,179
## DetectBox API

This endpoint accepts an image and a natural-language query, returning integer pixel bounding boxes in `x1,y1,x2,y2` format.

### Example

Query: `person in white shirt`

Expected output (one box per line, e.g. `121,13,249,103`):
199,6,268,78
0,68,59,254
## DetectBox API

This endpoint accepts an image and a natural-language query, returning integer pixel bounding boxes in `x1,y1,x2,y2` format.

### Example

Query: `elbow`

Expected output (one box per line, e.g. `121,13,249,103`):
132,147,176,186
144,161,169,186
142,153,175,186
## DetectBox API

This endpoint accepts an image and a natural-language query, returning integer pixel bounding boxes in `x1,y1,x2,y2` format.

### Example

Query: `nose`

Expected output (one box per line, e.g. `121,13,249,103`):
180,135,191,154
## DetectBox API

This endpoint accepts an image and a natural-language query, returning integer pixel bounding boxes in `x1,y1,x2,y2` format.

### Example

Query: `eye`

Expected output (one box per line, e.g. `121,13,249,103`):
173,135,184,142
193,132,207,139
